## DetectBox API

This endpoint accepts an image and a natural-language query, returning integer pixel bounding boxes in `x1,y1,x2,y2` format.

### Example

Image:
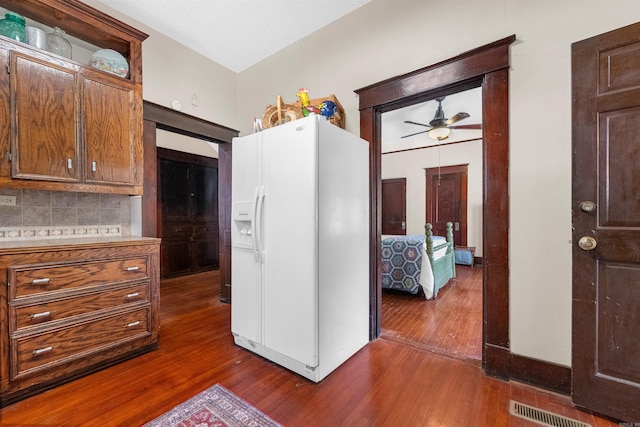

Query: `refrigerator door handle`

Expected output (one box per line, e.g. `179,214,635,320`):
252,187,260,262
255,185,265,263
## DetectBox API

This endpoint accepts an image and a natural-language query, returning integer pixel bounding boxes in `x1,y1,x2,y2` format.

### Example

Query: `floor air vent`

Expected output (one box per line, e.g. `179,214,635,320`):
509,401,592,427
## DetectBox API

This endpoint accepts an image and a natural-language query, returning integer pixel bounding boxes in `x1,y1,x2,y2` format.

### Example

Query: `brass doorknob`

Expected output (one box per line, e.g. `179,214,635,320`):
578,236,597,250
579,201,596,213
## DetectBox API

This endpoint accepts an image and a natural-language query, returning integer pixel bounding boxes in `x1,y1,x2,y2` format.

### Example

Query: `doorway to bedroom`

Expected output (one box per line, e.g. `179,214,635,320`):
379,87,483,363
356,36,513,378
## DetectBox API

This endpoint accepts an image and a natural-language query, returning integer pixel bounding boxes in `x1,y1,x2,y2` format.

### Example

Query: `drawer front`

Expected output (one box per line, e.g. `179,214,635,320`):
12,282,149,331
12,308,150,379
9,257,149,299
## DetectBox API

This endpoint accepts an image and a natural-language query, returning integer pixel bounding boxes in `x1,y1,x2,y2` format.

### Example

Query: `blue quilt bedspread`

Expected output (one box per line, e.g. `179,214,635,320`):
381,235,425,294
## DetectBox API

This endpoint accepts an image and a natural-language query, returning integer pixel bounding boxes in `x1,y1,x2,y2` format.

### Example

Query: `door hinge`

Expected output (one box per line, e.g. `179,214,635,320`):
7,152,12,162
5,65,9,74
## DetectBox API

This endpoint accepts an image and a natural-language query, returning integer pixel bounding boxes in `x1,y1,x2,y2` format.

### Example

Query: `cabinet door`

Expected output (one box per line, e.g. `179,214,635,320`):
193,164,219,270
193,163,218,221
83,73,139,186
160,158,190,221
159,157,220,278
10,52,80,182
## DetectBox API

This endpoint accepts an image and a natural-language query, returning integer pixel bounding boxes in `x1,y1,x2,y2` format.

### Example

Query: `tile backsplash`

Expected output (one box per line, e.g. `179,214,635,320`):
0,188,131,241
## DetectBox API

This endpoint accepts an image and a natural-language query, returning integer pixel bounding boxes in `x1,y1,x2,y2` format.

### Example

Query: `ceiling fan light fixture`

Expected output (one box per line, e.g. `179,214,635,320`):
428,126,450,141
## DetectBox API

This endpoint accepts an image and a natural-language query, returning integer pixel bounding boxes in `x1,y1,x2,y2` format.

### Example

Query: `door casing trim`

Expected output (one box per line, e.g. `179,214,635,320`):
355,35,514,378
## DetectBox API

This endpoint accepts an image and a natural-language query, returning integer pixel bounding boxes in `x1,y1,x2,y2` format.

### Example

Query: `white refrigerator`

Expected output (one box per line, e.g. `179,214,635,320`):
231,115,369,382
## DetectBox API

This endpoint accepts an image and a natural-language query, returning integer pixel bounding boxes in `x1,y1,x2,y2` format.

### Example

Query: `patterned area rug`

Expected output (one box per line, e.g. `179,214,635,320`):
143,384,283,427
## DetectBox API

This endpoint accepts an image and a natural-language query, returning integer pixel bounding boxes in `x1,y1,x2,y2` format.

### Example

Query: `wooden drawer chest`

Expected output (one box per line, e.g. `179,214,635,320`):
0,237,160,406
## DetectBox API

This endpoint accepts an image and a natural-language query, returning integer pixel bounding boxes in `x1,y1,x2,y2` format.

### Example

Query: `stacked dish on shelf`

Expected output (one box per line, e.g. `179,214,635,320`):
89,48,129,78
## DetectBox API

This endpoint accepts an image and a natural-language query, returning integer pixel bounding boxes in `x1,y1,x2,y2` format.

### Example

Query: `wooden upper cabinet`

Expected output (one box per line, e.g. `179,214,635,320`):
83,72,141,186
10,52,80,182
0,0,148,194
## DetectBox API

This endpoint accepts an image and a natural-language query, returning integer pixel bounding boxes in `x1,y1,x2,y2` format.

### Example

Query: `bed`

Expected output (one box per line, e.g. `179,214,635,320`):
381,222,456,299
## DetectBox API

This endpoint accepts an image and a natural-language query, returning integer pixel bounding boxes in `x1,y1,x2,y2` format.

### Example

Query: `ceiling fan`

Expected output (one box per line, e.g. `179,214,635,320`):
401,97,481,140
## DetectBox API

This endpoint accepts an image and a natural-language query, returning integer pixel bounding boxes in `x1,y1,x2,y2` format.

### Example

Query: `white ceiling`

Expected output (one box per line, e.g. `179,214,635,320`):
98,0,372,73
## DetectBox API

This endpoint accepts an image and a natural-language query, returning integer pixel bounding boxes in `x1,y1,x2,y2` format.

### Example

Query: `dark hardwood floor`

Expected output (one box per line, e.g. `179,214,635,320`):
0,270,618,426
381,265,483,362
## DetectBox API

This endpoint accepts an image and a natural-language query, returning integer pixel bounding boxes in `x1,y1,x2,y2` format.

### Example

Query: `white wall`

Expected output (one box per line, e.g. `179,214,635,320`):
382,141,483,256
156,129,219,159
237,0,640,367
87,0,640,368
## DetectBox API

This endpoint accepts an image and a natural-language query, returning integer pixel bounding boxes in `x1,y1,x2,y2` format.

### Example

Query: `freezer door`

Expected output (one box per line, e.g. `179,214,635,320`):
261,117,319,368
231,248,261,342
231,133,261,342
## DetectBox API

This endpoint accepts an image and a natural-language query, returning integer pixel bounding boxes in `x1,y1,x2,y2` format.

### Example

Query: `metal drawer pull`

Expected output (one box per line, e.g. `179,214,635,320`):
31,278,51,285
31,311,51,319
124,266,140,272
125,292,140,299
33,346,53,356
126,321,141,328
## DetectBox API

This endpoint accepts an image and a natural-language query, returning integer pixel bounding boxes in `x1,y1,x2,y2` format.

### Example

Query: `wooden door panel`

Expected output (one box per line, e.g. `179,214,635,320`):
597,262,640,384
160,159,190,221
11,52,79,182
161,240,192,278
193,164,218,222
598,43,640,93
572,22,640,422
598,108,640,226
381,178,406,235
194,240,218,270
431,174,460,240
426,165,467,246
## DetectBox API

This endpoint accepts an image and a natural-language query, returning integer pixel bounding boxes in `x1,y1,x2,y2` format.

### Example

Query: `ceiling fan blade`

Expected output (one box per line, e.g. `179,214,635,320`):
445,112,470,125
449,123,482,130
404,120,430,128
401,129,430,138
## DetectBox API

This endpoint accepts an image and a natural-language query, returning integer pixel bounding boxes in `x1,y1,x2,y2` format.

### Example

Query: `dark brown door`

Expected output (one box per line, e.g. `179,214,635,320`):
160,157,193,277
158,148,219,279
425,164,467,245
218,142,232,302
381,178,406,235
572,22,640,422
